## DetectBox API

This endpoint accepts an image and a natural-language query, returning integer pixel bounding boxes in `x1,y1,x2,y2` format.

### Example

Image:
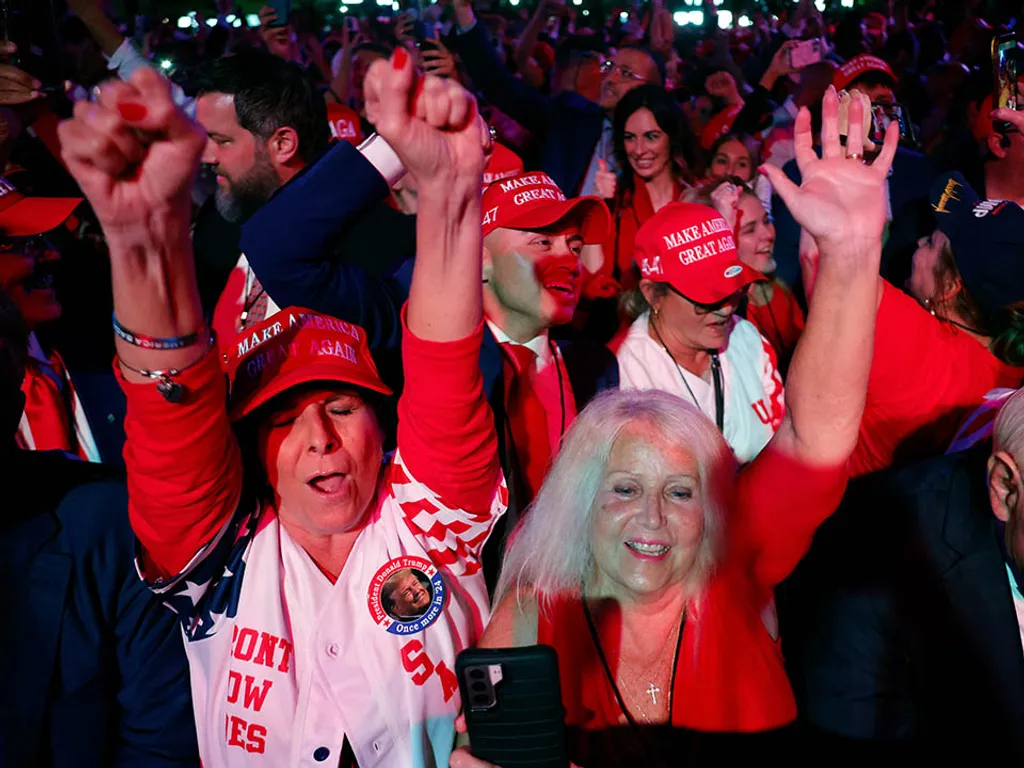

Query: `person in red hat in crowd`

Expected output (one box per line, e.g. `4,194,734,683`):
968,84,1024,207
192,51,415,367
833,53,899,107
614,198,784,464
452,85,901,768
325,101,365,147
0,177,114,463
477,170,618,580
512,0,566,93
57,52,504,767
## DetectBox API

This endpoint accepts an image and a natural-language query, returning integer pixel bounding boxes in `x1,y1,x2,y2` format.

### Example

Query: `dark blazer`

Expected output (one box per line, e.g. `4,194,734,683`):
779,444,1024,762
198,140,413,357
771,147,935,306
451,21,606,195
479,327,619,589
0,451,199,767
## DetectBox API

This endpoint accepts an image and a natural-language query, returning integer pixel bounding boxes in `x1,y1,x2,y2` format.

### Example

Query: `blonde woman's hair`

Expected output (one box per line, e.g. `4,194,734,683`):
495,388,736,610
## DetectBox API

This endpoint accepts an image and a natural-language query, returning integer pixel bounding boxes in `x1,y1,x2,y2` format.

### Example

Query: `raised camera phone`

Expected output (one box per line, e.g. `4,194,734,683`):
789,39,822,70
265,0,291,28
456,645,567,768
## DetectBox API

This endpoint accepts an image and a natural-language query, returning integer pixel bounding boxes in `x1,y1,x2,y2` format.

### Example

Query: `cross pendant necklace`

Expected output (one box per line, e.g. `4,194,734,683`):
646,683,660,706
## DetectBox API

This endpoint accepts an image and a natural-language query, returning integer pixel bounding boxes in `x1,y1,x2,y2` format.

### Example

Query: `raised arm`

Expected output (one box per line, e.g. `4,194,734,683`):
448,3,555,135
239,138,408,351
734,87,898,586
58,70,242,579
513,0,563,91
762,86,897,467
366,51,500,516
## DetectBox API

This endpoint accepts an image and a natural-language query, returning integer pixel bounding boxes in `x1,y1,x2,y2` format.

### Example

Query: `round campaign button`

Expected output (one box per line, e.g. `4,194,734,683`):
367,556,446,635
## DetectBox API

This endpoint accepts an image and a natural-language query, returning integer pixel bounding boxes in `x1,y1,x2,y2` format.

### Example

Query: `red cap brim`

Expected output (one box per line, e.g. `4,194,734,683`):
499,196,612,244
664,258,766,305
0,197,82,237
229,358,393,422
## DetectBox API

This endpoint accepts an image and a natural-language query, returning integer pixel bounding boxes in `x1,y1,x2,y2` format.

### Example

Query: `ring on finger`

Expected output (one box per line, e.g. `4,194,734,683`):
848,153,863,161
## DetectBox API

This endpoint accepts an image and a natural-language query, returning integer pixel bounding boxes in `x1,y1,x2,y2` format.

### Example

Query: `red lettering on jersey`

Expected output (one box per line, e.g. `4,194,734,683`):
226,714,268,754
227,714,247,748
752,399,772,426
246,723,267,754
233,628,258,661
401,639,435,686
253,632,278,667
242,675,273,713
276,637,293,673
226,670,242,704
436,661,459,703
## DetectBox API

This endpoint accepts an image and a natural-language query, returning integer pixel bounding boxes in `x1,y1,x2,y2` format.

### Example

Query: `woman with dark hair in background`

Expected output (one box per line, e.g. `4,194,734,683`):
590,84,696,284
580,84,697,342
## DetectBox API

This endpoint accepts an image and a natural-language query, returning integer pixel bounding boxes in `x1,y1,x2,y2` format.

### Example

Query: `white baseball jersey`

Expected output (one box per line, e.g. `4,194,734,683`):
617,311,785,463
143,450,507,768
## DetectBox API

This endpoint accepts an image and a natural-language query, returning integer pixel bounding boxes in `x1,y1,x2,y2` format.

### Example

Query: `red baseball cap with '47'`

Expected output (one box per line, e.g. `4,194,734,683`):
0,177,82,237
634,202,764,305
481,172,611,244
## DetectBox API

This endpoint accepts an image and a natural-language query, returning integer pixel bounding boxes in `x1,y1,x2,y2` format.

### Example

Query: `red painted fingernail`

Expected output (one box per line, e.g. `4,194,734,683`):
117,102,148,122
757,164,768,175
393,46,408,70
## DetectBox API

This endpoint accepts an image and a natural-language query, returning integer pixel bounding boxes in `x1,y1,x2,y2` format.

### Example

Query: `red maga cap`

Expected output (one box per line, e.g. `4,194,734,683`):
0,177,81,237
327,102,365,146
226,307,391,422
701,104,742,151
634,202,764,304
833,54,896,91
482,142,524,186
481,171,611,244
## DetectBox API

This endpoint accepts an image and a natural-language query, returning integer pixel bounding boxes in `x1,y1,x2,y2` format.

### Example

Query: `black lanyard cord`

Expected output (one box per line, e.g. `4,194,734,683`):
649,315,725,432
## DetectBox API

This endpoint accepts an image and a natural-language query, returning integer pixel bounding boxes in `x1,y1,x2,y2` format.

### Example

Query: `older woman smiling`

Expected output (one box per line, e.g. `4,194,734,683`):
452,86,900,767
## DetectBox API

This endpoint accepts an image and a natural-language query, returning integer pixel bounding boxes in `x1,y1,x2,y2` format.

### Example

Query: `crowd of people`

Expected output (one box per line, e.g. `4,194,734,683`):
3,0,1024,765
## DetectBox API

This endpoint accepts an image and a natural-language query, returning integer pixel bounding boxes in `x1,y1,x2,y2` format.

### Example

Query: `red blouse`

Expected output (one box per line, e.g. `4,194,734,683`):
537,445,847,757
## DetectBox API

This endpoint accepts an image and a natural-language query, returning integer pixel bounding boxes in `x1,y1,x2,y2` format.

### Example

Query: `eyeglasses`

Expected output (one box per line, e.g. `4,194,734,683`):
669,283,745,315
600,60,648,83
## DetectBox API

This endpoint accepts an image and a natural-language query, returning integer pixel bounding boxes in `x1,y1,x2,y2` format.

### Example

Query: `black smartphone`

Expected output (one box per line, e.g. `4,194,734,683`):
870,102,917,148
265,0,291,28
456,645,568,768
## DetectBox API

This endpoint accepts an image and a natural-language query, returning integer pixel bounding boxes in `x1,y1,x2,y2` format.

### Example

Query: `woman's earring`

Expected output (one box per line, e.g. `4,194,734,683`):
923,298,936,316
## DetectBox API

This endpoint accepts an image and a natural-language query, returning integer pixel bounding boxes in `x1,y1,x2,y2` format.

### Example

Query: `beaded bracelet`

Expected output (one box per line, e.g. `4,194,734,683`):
112,312,205,351
118,335,215,403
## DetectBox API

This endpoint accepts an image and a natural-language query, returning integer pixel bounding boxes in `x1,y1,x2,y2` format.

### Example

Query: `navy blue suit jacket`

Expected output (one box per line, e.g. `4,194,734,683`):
0,451,198,767
771,147,935,304
780,445,1024,761
451,22,606,195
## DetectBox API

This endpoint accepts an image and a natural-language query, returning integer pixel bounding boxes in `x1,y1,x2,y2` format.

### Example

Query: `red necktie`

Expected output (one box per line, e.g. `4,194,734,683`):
501,343,552,506
21,353,74,453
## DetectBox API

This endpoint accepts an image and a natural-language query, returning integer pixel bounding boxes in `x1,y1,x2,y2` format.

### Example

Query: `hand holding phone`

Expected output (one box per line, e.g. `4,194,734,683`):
993,33,1018,112
456,646,567,768
261,0,290,29
789,38,822,70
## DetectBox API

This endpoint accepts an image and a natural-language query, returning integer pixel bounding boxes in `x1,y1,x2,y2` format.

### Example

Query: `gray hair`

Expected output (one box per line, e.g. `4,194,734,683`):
993,388,1024,464
496,388,736,610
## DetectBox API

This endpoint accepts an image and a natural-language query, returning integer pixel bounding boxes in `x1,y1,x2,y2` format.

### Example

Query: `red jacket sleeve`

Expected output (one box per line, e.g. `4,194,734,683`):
849,281,1022,476
733,446,848,591
117,348,244,580
396,308,501,516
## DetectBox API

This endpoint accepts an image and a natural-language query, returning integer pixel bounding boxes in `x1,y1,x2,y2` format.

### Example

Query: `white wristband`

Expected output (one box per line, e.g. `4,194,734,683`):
358,134,407,188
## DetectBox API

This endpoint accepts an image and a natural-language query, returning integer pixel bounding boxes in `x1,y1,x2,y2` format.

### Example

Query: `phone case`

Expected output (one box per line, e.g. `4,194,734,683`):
456,645,568,768
266,0,291,27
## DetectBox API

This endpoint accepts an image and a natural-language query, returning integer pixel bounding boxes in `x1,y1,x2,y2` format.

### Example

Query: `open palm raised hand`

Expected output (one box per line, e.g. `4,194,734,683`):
761,85,898,254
